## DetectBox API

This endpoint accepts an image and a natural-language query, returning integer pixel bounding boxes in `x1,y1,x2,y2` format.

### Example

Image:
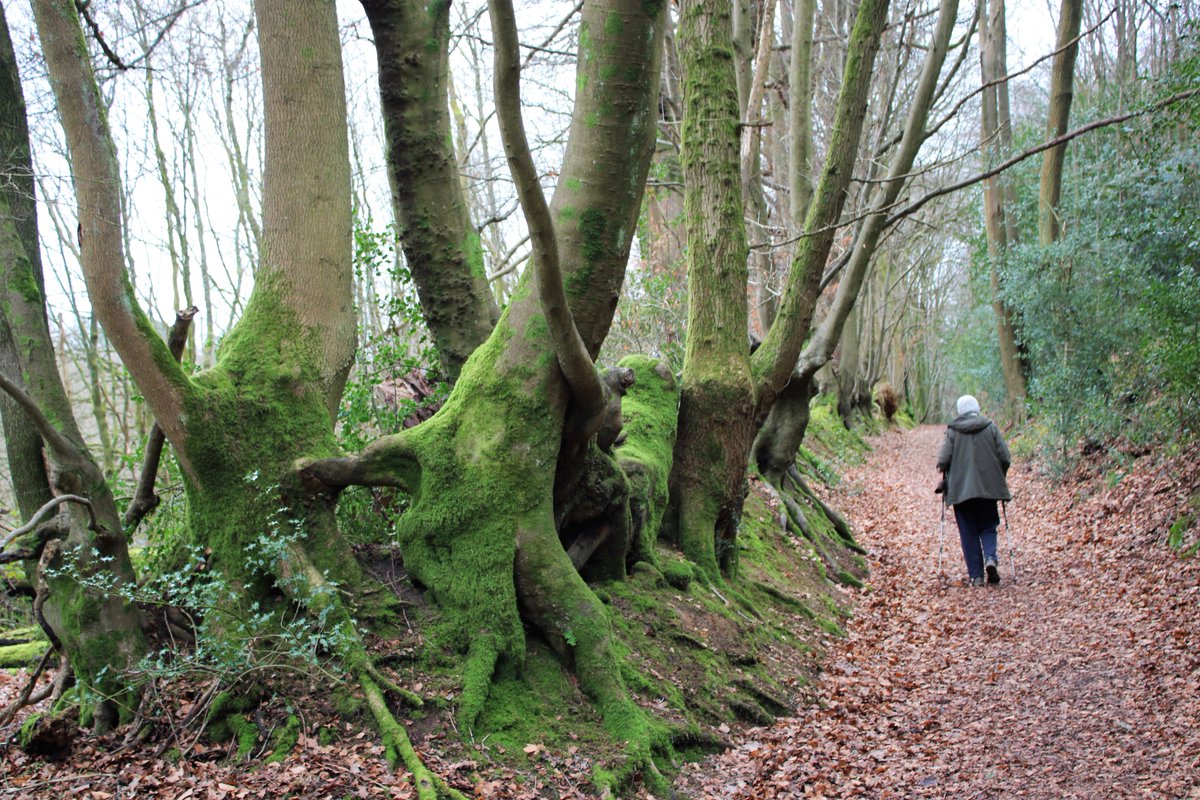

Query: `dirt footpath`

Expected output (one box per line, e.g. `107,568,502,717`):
673,426,1200,799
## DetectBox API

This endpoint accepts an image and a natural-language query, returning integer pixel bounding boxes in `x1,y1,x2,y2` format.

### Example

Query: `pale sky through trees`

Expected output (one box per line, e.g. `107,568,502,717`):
7,0,1066,340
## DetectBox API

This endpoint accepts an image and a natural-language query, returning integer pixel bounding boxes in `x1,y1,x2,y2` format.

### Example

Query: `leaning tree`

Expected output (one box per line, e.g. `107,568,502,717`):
1,2,144,732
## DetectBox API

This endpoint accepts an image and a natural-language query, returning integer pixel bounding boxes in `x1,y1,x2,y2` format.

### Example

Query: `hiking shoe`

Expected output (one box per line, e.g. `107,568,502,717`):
970,577,985,587
985,557,1000,585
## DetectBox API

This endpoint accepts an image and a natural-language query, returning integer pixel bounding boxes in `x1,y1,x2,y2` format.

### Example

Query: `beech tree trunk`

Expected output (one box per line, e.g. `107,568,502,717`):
671,0,890,578
35,0,360,671
303,0,671,782
671,0,756,578
360,0,499,381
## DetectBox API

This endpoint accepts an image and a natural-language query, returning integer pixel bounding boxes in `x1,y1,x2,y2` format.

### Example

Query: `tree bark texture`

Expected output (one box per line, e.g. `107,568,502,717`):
672,0,757,578
360,0,500,382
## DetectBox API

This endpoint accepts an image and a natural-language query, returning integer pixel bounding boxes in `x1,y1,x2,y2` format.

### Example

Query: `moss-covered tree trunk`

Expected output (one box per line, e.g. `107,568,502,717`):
670,0,889,578
2,3,144,731
306,0,670,779
172,0,362,602
35,0,359,636
670,0,756,579
360,0,499,381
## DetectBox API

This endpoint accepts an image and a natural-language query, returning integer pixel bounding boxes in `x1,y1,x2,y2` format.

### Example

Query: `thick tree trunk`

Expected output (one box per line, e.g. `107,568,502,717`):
360,0,499,382
672,0,756,578
307,0,671,782
36,0,362,678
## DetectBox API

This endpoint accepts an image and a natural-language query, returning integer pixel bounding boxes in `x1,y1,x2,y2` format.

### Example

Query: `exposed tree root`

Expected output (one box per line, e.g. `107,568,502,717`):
786,465,865,553
359,671,467,800
760,465,865,584
275,539,459,798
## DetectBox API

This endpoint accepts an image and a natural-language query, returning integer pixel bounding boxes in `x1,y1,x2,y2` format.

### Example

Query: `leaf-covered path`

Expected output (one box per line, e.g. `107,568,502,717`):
674,426,1200,799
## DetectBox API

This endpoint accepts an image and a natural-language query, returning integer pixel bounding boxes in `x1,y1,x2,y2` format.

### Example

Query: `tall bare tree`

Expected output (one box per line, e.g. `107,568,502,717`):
979,0,1027,414
1039,0,1084,246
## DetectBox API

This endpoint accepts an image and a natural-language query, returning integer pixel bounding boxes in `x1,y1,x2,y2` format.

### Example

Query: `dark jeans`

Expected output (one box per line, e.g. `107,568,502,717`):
954,498,999,580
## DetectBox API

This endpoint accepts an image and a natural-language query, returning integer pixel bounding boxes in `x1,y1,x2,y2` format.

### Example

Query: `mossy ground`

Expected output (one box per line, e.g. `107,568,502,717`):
1,394,871,796
319,416,866,793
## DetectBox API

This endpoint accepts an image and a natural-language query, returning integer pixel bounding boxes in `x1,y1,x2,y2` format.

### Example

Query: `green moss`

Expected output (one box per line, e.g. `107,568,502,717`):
816,617,845,637
228,713,259,759
805,394,871,471
464,228,487,281
17,712,42,747
0,640,46,668
835,569,864,588
10,258,41,304
331,685,365,720
472,644,609,756
180,273,361,609
661,559,694,590
266,714,301,763
615,356,680,557
525,312,548,343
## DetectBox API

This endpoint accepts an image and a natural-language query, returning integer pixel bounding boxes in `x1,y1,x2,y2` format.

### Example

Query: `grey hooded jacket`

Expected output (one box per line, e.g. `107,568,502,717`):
936,413,1011,505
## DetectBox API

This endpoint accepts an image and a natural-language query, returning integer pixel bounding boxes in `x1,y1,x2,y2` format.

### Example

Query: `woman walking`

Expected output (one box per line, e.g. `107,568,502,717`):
937,395,1012,586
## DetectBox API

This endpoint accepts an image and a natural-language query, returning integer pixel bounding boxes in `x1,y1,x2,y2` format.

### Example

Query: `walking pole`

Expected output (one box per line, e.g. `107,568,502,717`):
937,499,946,585
1002,500,1018,583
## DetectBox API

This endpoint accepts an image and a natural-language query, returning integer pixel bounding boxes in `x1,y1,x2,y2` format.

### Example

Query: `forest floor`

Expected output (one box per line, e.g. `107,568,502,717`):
3,425,1199,799
671,425,1200,799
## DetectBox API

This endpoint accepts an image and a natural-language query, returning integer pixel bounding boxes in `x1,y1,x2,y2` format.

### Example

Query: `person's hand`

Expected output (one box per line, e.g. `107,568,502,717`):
934,477,946,495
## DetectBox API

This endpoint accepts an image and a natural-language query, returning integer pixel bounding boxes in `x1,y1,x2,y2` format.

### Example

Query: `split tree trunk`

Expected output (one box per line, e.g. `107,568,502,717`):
305,0,671,782
670,0,889,578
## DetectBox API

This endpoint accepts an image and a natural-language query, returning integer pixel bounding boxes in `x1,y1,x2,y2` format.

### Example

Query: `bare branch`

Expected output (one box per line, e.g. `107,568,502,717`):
1,495,97,552
74,0,130,70
124,307,197,531
884,86,1200,228
920,5,1117,148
